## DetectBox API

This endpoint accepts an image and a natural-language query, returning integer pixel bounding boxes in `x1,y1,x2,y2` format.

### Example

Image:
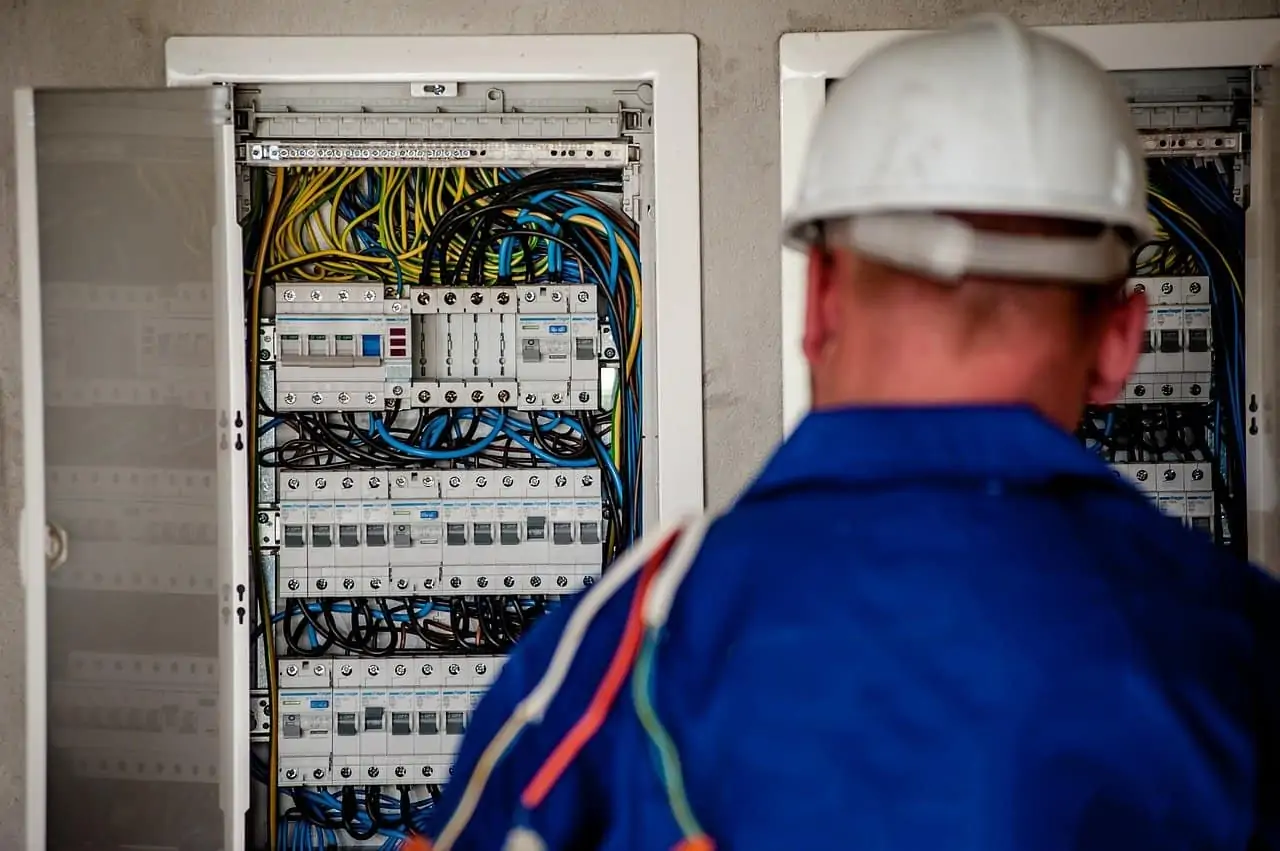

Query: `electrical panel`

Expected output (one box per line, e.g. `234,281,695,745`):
1078,67,1250,551
239,79,653,849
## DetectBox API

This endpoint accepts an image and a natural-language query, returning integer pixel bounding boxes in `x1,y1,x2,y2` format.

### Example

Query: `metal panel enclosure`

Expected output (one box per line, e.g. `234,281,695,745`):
27,88,229,850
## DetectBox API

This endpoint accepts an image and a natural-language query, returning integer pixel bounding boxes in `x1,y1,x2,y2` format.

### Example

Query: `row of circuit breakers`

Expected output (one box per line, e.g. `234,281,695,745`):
267,282,608,412
275,468,604,597
1125,276,1212,403
277,656,506,786
1119,275,1214,532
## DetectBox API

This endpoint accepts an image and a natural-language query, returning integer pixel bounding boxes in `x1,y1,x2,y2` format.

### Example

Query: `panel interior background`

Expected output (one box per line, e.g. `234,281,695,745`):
2,0,1278,841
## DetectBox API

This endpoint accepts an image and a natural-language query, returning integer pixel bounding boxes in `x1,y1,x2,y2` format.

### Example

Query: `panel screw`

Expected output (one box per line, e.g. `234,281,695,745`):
581,474,594,487
524,290,536,302
369,476,381,488
421,664,433,676
424,578,435,589
502,476,514,487
340,767,352,778
259,348,270,361
397,579,409,590
448,664,461,675
552,393,564,404
287,478,301,490
444,292,457,305
368,665,380,677
1192,468,1205,481
1134,385,1147,397
504,576,515,587
395,664,407,676
1136,470,1149,482
311,393,324,404
444,390,458,404
472,390,484,403
450,577,462,588
1164,469,1177,482
342,477,354,489
313,769,325,780
422,766,434,778
577,291,590,303
364,290,377,302
497,390,511,403
418,390,431,403
557,575,568,587
477,576,489,589
314,665,326,675
394,476,406,488
391,302,403,313
417,292,430,305
343,578,355,590
286,665,299,676
579,392,590,404
287,579,300,591
470,291,484,305
341,665,353,676
583,576,595,586
524,394,537,405
370,578,382,590
475,663,487,675
337,392,350,404
284,393,297,405
310,290,322,302
1161,385,1174,397
338,290,350,302
282,289,297,302
314,478,327,490
1161,282,1175,295
551,290,563,302
1190,384,1203,397
392,385,404,396
285,768,298,780
1189,281,1202,295
1132,283,1145,295
395,766,407,778
476,476,488,488
529,475,541,487
365,392,378,404
604,347,617,359
555,475,568,488
315,579,328,590
530,576,542,588
368,768,380,780
497,291,511,305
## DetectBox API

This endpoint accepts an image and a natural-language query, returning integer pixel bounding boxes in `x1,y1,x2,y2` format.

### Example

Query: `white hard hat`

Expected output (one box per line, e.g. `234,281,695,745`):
784,14,1152,284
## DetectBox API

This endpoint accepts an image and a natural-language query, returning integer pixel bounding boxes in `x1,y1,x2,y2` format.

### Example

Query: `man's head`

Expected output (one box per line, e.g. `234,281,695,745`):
784,15,1152,428
802,214,1147,428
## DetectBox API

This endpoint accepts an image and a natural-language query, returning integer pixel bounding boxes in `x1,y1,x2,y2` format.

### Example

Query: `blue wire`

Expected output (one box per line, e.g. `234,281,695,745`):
371,411,504,459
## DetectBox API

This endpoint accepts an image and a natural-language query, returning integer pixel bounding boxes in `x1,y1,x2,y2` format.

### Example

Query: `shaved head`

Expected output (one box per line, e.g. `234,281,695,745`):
802,215,1147,428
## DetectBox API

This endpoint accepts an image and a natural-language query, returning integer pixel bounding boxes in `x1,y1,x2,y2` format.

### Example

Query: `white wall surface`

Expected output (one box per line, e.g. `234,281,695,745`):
2,0,1277,840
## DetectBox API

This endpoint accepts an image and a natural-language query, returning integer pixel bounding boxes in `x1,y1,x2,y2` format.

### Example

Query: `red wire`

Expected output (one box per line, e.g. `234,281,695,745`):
519,531,680,809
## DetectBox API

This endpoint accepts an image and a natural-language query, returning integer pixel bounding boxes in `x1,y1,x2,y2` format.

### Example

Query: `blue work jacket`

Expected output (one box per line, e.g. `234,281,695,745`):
430,406,1280,850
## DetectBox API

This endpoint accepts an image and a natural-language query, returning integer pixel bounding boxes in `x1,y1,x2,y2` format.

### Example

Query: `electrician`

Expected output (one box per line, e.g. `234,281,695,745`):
415,14,1280,851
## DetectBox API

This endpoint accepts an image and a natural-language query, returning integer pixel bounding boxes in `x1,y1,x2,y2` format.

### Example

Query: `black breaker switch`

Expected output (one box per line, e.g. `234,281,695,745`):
1158,329,1181,353
1187,328,1210,353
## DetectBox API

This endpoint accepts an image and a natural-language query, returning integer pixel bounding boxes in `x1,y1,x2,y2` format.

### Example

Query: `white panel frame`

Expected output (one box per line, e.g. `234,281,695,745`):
165,35,707,523
13,88,49,851
780,20,1280,435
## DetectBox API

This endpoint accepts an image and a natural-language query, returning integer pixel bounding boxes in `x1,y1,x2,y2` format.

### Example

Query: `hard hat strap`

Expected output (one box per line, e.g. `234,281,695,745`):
826,213,1132,285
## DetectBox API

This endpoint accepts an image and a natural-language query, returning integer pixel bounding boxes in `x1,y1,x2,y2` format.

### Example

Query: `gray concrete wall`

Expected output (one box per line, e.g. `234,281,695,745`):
2,0,1277,839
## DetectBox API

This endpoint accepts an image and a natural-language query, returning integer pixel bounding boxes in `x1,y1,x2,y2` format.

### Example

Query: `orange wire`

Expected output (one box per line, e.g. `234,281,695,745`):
519,531,681,810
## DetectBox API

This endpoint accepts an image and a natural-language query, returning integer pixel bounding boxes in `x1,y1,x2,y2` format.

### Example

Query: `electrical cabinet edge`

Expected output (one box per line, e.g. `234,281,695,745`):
18,34,702,851
778,20,1280,575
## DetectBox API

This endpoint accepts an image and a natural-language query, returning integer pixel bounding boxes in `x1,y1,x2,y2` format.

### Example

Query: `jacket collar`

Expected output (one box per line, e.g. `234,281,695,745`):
745,404,1117,500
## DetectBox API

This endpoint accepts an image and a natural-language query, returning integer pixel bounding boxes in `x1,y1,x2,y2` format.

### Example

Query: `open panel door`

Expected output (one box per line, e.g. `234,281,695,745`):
1249,59,1280,577
14,87,245,851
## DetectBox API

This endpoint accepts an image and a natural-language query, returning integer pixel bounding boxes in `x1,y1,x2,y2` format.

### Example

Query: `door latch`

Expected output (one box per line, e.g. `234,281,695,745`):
45,521,68,571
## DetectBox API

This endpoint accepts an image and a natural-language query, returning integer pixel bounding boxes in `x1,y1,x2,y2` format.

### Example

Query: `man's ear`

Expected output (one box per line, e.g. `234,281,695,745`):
1085,287,1147,405
802,244,840,368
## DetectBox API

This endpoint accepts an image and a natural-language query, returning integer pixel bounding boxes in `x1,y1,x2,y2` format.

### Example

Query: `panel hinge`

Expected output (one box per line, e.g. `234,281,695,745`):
259,320,278,364
622,162,643,222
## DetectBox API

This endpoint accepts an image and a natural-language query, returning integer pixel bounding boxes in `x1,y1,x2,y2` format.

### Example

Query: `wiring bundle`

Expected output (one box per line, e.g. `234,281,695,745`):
243,163,644,850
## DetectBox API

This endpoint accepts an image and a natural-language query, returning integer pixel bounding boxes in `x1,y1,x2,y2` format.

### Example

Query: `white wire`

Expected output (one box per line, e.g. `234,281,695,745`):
432,515,696,851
